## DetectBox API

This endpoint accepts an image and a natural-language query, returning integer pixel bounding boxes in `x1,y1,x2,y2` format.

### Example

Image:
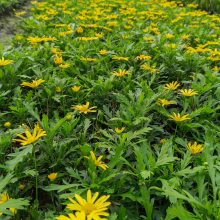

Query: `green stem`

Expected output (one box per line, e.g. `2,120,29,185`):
33,144,38,210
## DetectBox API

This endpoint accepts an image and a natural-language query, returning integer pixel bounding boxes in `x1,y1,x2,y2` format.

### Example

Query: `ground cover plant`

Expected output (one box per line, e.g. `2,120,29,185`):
0,0,220,219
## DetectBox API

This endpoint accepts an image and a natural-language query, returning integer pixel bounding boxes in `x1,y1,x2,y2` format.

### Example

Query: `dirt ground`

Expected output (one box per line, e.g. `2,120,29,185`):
0,1,31,48
0,14,18,47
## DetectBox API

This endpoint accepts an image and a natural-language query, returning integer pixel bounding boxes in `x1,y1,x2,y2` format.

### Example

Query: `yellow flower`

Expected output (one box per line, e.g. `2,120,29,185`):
52,48,62,56
15,11,26,17
59,63,70,69
21,79,45,89
157,99,176,107
54,56,63,65
4,122,11,128
71,86,81,92
115,127,125,134
169,113,190,122
76,26,84,33
66,189,110,219
112,56,129,61
19,183,26,190
179,89,198,97
55,87,62,93
85,151,108,170
80,57,97,62
135,55,151,61
0,57,13,67
14,34,23,41
188,142,203,155
71,102,97,114
0,193,16,216
13,123,46,146
99,49,107,55
166,33,174,39
164,81,180,91
140,64,157,74
48,173,58,181
112,69,129,77
27,36,44,44
56,212,86,220
160,139,166,144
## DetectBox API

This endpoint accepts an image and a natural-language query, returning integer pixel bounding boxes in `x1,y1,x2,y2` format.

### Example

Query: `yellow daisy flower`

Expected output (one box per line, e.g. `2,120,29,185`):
112,69,129,77
0,57,13,67
13,123,46,146
56,212,86,220
71,86,81,92
48,173,58,181
66,189,110,219
157,99,176,107
21,79,45,89
169,112,190,122
115,127,125,134
71,102,97,114
85,151,108,170
187,142,203,155
164,81,180,91
179,89,198,97
0,193,16,216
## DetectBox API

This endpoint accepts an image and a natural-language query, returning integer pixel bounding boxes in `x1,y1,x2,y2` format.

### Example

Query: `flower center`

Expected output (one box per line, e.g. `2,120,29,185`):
83,203,97,215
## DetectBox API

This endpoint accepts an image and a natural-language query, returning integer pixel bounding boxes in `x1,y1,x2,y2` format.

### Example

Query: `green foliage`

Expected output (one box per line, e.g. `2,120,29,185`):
0,0,220,219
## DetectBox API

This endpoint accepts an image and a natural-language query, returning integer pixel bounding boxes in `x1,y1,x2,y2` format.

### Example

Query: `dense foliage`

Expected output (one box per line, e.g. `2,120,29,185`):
176,0,220,13
0,0,220,219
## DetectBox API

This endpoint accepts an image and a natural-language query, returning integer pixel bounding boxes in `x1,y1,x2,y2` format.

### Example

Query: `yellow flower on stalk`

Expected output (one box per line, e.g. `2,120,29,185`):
112,56,129,61
19,183,26,190
76,26,84,33
160,139,166,144
13,123,46,146
54,56,63,65
166,33,174,39
115,127,125,134
169,112,190,122
21,79,45,89
135,55,151,61
48,173,58,181
66,189,110,219
85,151,108,170
80,57,97,62
15,11,26,17
0,193,16,216
55,87,62,93
27,36,44,44
71,86,81,92
112,69,129,77
187,142,203,155
164,81,180,91
99,49,107,55
59,63,70,69
52,48,62,56
157,99,176,107
0,57,13,67
140,64,157,74
179,89,198,97
71,102,97,114
56,212,86,220
4,122,11,128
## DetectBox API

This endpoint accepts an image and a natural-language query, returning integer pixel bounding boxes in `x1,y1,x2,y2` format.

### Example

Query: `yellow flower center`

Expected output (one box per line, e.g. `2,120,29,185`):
83,203,97,215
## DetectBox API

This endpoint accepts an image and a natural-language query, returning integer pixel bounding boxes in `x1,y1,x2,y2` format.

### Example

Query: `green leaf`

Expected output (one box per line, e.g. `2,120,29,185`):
6,146,33,171
0,198,29,213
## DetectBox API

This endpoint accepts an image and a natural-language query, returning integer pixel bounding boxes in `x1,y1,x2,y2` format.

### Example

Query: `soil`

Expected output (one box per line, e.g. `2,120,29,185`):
0,14,18,47
0,1,31,48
